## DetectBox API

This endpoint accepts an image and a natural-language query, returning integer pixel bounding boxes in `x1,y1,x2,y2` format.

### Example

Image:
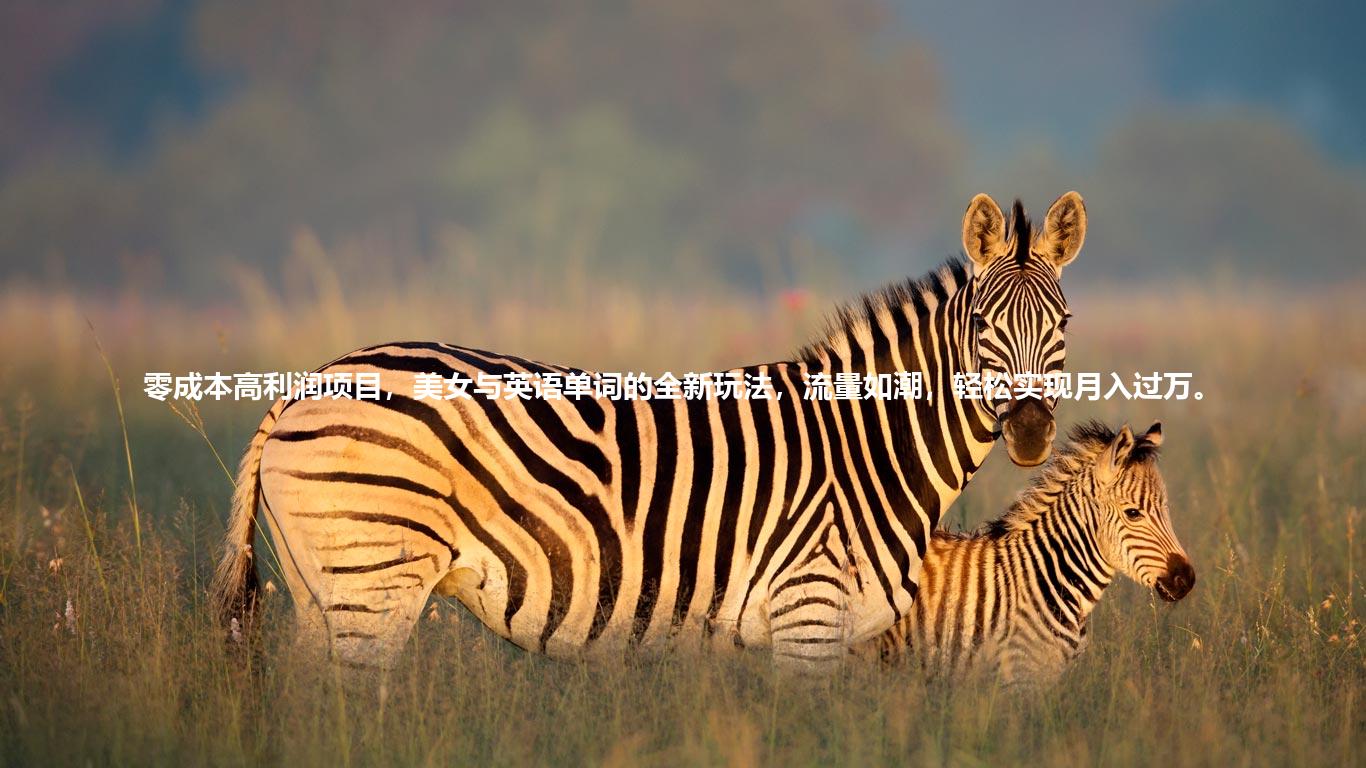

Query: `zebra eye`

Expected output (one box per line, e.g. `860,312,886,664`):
1059,313,1072,332
971,314,988,332
1124,508,1143,521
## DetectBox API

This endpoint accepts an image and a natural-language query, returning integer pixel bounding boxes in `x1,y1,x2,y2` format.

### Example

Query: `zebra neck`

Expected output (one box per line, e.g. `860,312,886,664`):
808,281,997,535
1003,504,1115,629
793,260,999,472
883,281,998,491
901,278,998,461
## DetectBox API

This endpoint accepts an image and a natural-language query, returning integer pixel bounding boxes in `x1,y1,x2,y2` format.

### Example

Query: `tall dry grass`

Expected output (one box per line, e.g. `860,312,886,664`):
0,257,1362,765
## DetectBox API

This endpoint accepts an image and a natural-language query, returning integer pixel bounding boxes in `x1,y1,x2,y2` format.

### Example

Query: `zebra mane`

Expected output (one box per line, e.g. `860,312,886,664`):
982,420,1160,537
796,256,971,364
1008,199,1032,266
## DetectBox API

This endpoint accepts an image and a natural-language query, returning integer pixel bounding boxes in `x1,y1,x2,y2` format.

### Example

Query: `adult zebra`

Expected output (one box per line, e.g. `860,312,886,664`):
212,192,1087,671
859,421,1195,684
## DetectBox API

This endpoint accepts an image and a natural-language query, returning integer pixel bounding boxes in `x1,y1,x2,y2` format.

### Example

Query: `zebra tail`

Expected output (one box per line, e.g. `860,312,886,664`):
210,403,277,627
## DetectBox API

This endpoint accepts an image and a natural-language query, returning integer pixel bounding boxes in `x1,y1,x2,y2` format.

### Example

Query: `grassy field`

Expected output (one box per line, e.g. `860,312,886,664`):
0,273,1363,766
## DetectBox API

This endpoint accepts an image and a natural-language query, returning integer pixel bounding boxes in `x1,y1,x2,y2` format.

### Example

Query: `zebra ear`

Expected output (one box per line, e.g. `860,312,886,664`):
962,193,1008,270
1035,191,1086,272
1096,424,1136,485
1141,421,1163,447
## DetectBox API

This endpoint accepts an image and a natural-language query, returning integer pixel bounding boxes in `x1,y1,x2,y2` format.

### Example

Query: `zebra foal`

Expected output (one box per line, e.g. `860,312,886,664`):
860,421,1194,684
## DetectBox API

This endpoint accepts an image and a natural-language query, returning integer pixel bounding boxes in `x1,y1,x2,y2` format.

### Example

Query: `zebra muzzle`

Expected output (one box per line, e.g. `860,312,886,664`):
1155,554,1195,602
1001,398,1055,467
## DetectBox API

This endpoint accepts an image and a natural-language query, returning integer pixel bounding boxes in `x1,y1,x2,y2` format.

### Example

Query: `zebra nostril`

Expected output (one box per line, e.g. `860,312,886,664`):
1157,554,1196,601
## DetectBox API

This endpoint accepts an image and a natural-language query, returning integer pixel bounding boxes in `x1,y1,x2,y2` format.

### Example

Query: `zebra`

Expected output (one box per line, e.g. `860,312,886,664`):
211,191,1088,672
858,421,1195,684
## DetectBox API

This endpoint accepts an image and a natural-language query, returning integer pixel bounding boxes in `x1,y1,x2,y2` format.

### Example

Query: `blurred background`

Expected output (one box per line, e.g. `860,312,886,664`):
2,0,1362,520
0,0,1362,494
0,5,1363,762
1,0,1363,303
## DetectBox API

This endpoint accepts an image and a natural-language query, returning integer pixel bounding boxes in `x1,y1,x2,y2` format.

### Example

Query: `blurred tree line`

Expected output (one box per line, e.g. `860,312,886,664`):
0,0,1362,297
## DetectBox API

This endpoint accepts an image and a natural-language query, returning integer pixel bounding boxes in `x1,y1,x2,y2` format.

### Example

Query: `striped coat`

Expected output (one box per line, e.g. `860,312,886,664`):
212,192,1087,671
859,421,1195,684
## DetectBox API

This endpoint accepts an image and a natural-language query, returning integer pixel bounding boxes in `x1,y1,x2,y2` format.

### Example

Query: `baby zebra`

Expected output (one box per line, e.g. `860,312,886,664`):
859,421,1194,684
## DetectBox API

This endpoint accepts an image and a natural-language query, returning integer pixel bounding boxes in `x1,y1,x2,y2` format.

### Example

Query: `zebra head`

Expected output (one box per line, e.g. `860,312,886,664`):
1091,422,1195,602
961,191,1086,467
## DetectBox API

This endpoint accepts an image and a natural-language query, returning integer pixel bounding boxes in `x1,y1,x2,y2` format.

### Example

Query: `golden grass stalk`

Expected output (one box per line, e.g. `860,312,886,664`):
67,460,111,612
168,398,289,588
87,318,142,564
167,400,233,484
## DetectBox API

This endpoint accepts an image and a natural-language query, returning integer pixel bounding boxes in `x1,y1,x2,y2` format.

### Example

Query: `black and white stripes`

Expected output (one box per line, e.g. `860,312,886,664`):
210,192,1088,671
861,421,1195,684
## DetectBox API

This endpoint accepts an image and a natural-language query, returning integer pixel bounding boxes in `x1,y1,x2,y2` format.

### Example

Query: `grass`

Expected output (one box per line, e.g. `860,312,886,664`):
0,271,1362,766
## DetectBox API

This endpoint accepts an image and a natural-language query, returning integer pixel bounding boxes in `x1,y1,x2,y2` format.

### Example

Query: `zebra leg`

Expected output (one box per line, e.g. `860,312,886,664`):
320,565,442,672
766,521,853,674
278,539,448,672
253,495,332,663
255,415,461,672
257,486,452,672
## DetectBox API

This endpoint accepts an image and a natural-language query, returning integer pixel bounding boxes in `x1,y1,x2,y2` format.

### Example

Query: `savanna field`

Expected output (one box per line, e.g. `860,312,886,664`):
0,259,1363,766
